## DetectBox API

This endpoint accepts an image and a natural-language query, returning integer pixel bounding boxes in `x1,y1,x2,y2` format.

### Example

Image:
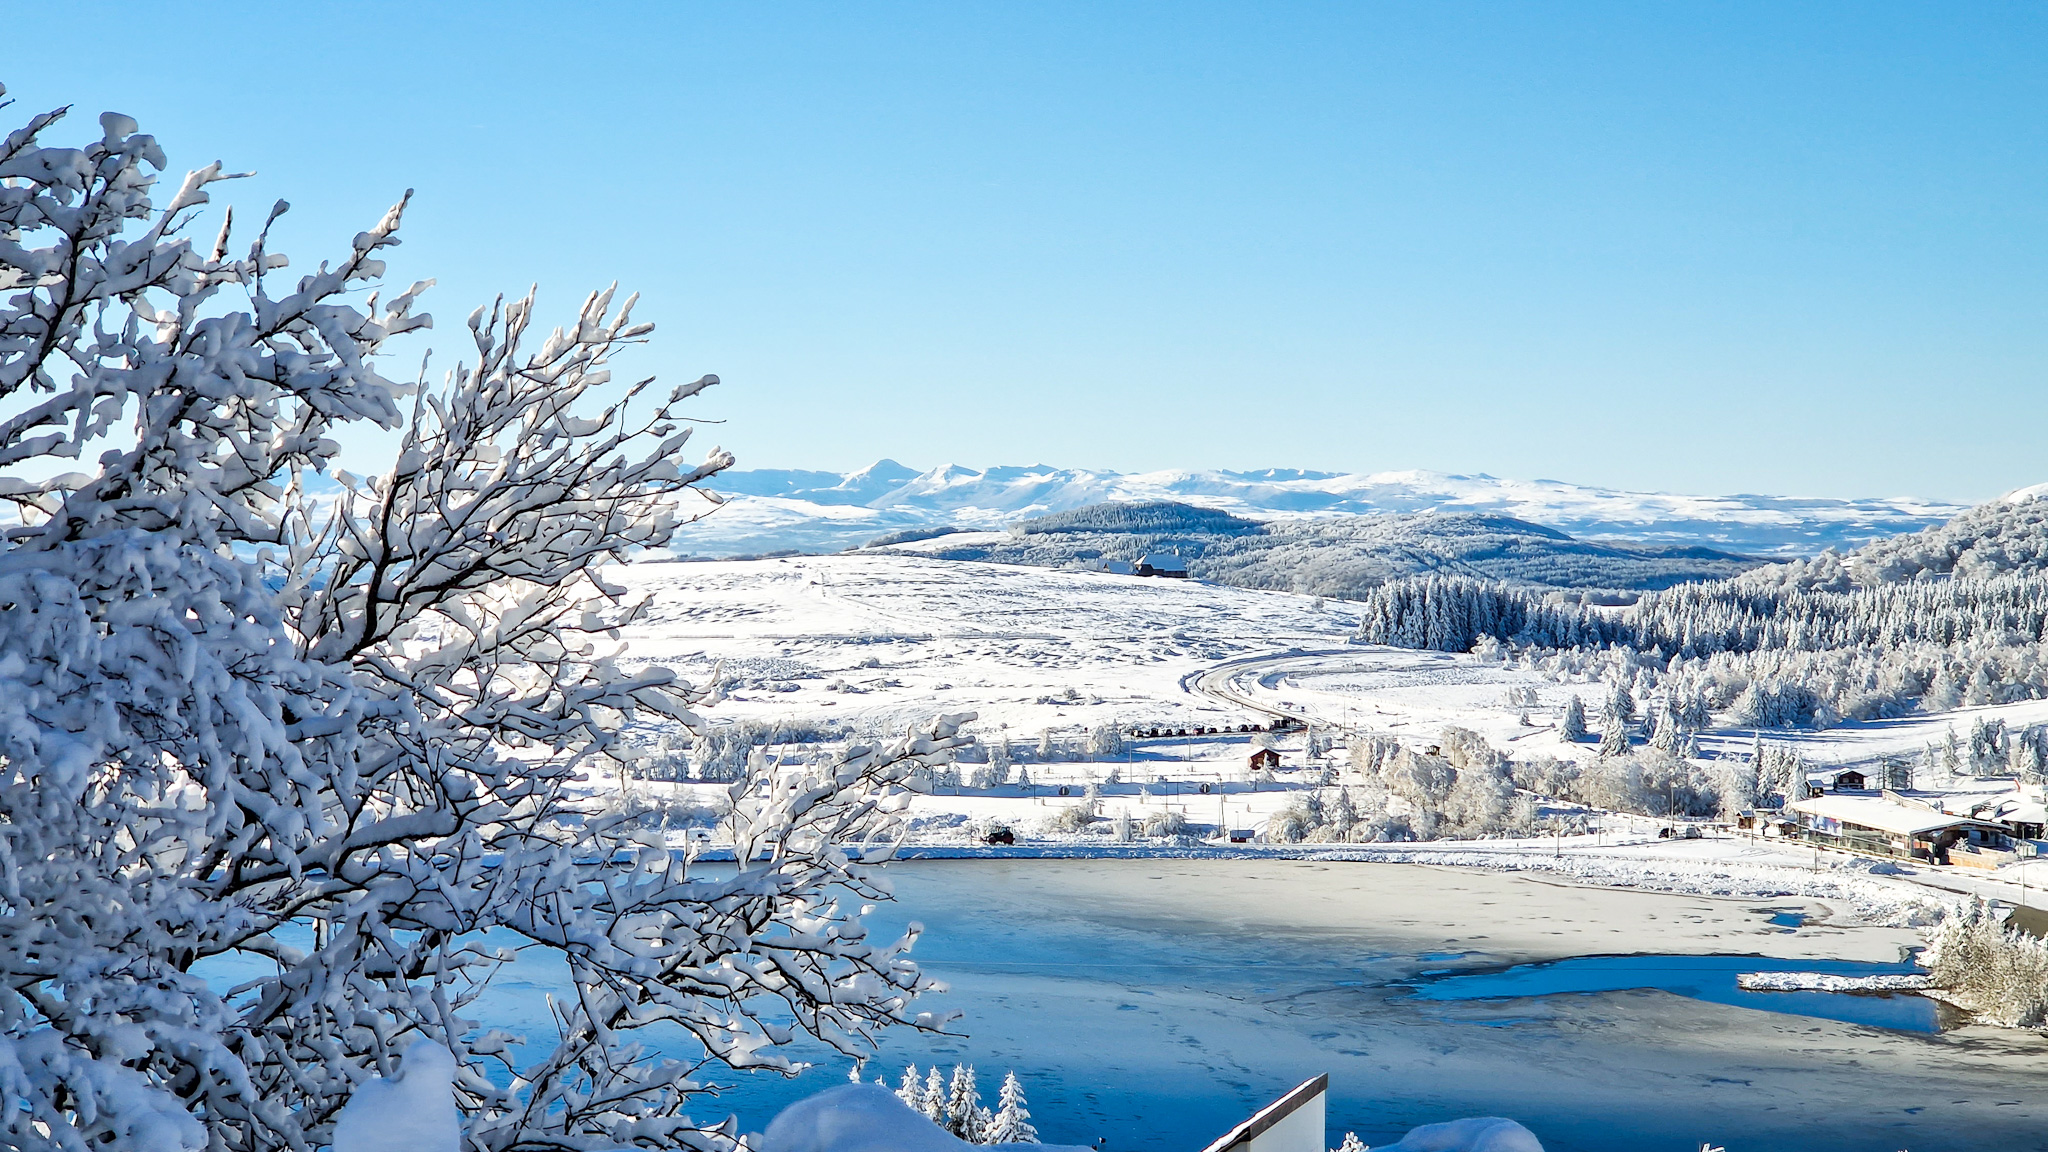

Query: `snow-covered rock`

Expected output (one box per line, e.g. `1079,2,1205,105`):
331,1040,460,1152
760,1083,1091,1152
1372,1116,1543,1152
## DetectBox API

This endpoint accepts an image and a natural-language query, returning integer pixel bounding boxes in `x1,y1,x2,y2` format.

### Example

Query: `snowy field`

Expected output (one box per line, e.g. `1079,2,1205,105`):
607,555,2048,870
609,552,1358,736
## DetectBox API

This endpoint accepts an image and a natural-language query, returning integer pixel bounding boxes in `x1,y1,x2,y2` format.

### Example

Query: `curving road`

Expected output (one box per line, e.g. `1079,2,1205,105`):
1185,647,1359,725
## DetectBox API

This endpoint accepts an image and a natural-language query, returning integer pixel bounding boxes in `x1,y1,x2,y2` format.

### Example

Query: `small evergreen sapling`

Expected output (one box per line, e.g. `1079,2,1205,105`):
987,1071,1039,1144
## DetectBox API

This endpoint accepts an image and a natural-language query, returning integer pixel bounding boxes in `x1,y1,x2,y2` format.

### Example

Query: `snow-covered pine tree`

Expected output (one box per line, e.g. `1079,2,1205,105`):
924,1068,950,1125
1598,714,1631,759
0,91,971,1152
899,1064,926,1111
1608,680,1638,726
1329,787,1361,836
987,1071,1040,1144
1559,694,1588,742
1648,706,1681,753
946,1065,983,1141
1781,749,1810,805
1332,1133,1368,1152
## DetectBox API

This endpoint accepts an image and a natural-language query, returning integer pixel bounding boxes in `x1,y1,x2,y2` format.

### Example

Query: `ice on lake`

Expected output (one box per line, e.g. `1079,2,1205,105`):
204,860,2048,1151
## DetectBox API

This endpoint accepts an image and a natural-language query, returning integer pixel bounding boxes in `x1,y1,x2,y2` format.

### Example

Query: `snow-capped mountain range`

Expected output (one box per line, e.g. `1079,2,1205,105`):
682,461,1972,558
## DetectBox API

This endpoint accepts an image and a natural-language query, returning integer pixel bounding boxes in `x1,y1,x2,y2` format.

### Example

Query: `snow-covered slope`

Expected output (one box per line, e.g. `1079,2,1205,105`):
1719,479,2048,589
692,461,1965,558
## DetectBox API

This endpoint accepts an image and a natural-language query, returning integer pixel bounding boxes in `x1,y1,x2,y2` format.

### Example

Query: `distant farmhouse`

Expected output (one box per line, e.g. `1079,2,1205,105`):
1073,554,1189,577
1135,552,1189,578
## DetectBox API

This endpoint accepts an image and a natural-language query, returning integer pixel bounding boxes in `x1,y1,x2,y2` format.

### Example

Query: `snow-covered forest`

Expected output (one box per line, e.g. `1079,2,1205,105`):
1345,492,2048,732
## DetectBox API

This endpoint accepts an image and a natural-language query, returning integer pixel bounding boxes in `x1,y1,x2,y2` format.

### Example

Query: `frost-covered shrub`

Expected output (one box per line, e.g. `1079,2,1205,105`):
1923,901,2048,1028
592,789,726,833
693,718,848,781
1443,760,1516,837
1144,808,1190,837
1386,749,1457,810
1042,805,1099,835
1087,723,1127,758
1512,754,1581,800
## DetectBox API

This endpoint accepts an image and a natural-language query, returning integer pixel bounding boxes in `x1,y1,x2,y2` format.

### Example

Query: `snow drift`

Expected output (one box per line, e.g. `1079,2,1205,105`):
760,1083,1091,1152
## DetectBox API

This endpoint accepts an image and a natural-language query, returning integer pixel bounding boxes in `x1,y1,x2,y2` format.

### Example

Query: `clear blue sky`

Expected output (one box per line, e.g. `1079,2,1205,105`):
10,3,2045,500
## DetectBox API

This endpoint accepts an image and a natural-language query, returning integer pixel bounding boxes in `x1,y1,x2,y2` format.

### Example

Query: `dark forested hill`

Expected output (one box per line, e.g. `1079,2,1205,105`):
880,500,1764,594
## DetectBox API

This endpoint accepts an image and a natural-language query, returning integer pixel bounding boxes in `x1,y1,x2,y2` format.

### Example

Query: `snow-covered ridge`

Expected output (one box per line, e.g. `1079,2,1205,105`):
2002,480,2048,506
692,461,1967,558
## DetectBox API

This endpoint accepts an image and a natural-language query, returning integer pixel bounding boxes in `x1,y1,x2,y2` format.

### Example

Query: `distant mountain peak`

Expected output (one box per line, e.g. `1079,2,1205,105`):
680,461,1969,560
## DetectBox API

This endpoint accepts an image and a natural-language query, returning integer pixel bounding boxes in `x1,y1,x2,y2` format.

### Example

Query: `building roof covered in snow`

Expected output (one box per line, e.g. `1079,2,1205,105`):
1136,552,1188,575
1788,794,2000,838
1954,790,2048,828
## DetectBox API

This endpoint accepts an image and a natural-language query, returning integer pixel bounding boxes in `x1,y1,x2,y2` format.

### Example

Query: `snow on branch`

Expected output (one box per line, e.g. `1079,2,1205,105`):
0,85,960,1152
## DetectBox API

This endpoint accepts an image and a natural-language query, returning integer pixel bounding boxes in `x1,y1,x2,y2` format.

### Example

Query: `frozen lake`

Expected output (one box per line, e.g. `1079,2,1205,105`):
677,860,2047,1152
232,860,2044,1150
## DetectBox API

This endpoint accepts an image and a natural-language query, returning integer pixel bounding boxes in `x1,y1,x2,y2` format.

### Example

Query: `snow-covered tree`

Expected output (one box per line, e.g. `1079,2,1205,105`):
1597,714,1632,759
1331,1133,1368,1152
1508,792,1539,836
1328,786,1361,837
946,1065,983,1141
0,90,969,1152
923,1068,949,1125
1715,758,1758,820
1558,694,1588,742
1086,723,1126,758
1606,680,1637,726
1444,760,1514,836
898,1065,926,1112
1968,717,2009,775
986,1071,1039,1144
